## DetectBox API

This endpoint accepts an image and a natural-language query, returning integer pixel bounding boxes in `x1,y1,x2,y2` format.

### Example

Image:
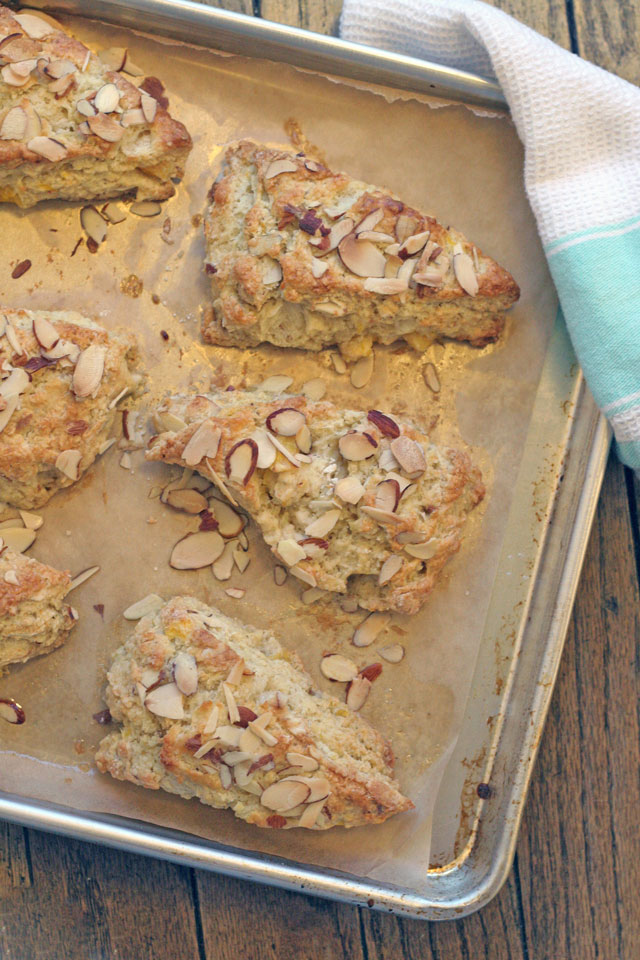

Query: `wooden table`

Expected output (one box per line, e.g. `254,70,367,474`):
2,2,639,956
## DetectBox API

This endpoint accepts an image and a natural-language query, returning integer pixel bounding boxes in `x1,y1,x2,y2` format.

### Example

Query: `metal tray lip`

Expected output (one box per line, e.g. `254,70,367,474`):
0,2,607,920
34,0,507,109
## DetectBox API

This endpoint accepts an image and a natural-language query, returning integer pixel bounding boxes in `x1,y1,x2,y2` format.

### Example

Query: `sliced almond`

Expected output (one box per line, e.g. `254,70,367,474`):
268,433,300,468
334,475,364,504
363,277,407,295
355,209,383,234
32,314,59,351
453,243,479,296
250,428,277,469
0,700,26,724
262,258,282,285
338,234,386,278
352,612,390,647
102,202,126,224
260,779,310,812
173,652,198,696
346,675,371,711
286,752,319,772
212,541,235,581
379,643,405,664
140,93,157,123
289,564,317,587
0,106,27,141
398,257,419,284
320,654,358,682
144,682,184,720
27,136,67,161
423,362,441,393
120,108,145,127
87,113,123,142
67,565,100,592
225,439,258,486
222,682,240,723
80,205,108,245
73,344,106,399
166,488,208,514
350,354,374,389
375,478,401,513
123,593,164,620
225,659,245,686
338,431,377,461
310,258,328,278
0,527,35,553
399,230,430,257
130,200,162,217
266,407,306,437
98,47,127,71
225,586,245,599
19,510,43,531
3,570,19,586
1,64,31,87
304,508,340,539
360,505,402,525
301,378,326,402
286,776,330,803
276,539,306,567
298,799,325,828
389,436,426,478
211,500,244,538
259,375,293,393
43,58,75,79
264,158,298,179
404,539,439,560
295,423,312,454
183,422,221,466
22,102,41,140
170,531,225,569
55,449,81,481
216,724,242,747
395,214,419,243
395,530,427,545
358,231,395,243
14,13,56,39
48,73,75,97
414,266,445,287
202,703,219,736
274,566,288,586
324,217,354,253
378,554,403,585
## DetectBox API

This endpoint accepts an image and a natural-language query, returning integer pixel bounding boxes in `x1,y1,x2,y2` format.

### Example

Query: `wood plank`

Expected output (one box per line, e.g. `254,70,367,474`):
0,830,202,960
483,0,571,47
572,0,640,83
195,0,254,16
516,454,640,960
196,873,366,960
260,0,343,35
0,823,31,892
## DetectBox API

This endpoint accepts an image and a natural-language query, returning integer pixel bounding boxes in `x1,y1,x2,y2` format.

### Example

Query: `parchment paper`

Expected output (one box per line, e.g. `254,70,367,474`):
0,14,557,890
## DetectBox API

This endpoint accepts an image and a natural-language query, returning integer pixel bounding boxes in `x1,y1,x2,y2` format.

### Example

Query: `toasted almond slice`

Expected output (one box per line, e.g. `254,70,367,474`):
14,13,56,39
225,439,258,485
130,200,162,216
202,703,219,736
398,257,419,284
375,478,401,513
223,682,240,723
320,654,358,682
453,243,479,296
219,766,232,789
140,93,157,122
276,539,306,566
225,659,245,686
301,587,325,604
290,564,317,587
350,354,374,389
423,362,441,393
121,108,145,127
232,544,250,573
386,471,414,494
298,798,325,828
173,652,198,696
379,643,405,664
94,82,120,113
98,47,127,71
0,699,26,724
87,113,123,142
266,407,306,437
183,422,221,466
378,554,403,586
390,436,426,478
0,106,27,141
3,570,19,585
285,775,330,803
260,779,310,812
170,530,225,569
363,277,408,295
304,508,340,539
102,202,126,224
274,565,287,586
295,423,312,454
358,230,395,243
225,586,246,599
73,344,106,398
352,612,390,647
355,208,383,234
249,428,277,469
346,675,371,711
264,158,298,179
166,488,208,514
286,752,319,772
338,234,386,278
322,216,354,254
360,505,402,526
259,374,293,393
310,258,328,278
9,58,38,78
268,433,300,468
27,135,67,160
144,682,184,720
212,541,235,581
414,266,445,287
80,205,107,245
67,565,100,592
262,257,282,284
192,737,219,760
1,64,31,87
55,449,81,481
210,500,244,538
399,230,430,257
301,378,326,402
18,510,43,531
395,530,427,545
338,431,377,461
0,527,35,553
395,214,419,243
404,539,439,560
216,724,243,747
32,314,59,350
333,475,364,504
123,593,164,620
158,411,188,433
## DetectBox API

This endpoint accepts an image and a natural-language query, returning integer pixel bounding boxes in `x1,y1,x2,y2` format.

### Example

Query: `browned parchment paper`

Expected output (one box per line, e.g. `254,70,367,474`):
0,14,557,890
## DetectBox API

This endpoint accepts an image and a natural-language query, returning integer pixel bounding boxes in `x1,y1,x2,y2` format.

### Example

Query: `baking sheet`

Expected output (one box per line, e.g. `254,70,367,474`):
0,13,557,889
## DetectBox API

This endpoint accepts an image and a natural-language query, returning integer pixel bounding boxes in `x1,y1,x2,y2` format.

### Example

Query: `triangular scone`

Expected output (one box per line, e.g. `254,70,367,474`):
0,307,142,509
202,141,519,358
147,388,484,615
0,9,191,207
0,549,74,673
96,596,412,829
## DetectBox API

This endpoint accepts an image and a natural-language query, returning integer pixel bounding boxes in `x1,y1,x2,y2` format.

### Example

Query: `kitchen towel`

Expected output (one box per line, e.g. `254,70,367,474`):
341,0,640,468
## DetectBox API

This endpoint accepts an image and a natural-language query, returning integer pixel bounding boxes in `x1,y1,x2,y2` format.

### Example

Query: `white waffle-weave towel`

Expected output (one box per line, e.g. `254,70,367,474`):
341,0,640,468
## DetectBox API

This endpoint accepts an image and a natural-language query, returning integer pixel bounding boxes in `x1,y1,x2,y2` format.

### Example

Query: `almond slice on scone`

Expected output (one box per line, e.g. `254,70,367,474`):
0,306,143,509
95,595,412,829
146,388,484,615
0,8,191,207
202,140,519,358
0,548,75,673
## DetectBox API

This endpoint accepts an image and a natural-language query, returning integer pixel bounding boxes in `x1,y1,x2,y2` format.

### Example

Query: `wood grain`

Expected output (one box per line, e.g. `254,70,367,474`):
572,0,640,83
484,0,572,47
260,0,343,34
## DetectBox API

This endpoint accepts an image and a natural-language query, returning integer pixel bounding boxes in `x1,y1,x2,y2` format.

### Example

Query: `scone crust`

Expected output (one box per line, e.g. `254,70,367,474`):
96,596,413,830
0,307,141,509
0,548,74,672
0,9,191,207
202,140,520,353
147,389,484,614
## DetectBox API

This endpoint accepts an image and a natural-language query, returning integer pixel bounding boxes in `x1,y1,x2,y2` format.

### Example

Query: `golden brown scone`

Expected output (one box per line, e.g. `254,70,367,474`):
0,547,75,673
202,140,519,358
96,596,412,829
0,9,191,207
0,307,142,509
147,387,484,615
